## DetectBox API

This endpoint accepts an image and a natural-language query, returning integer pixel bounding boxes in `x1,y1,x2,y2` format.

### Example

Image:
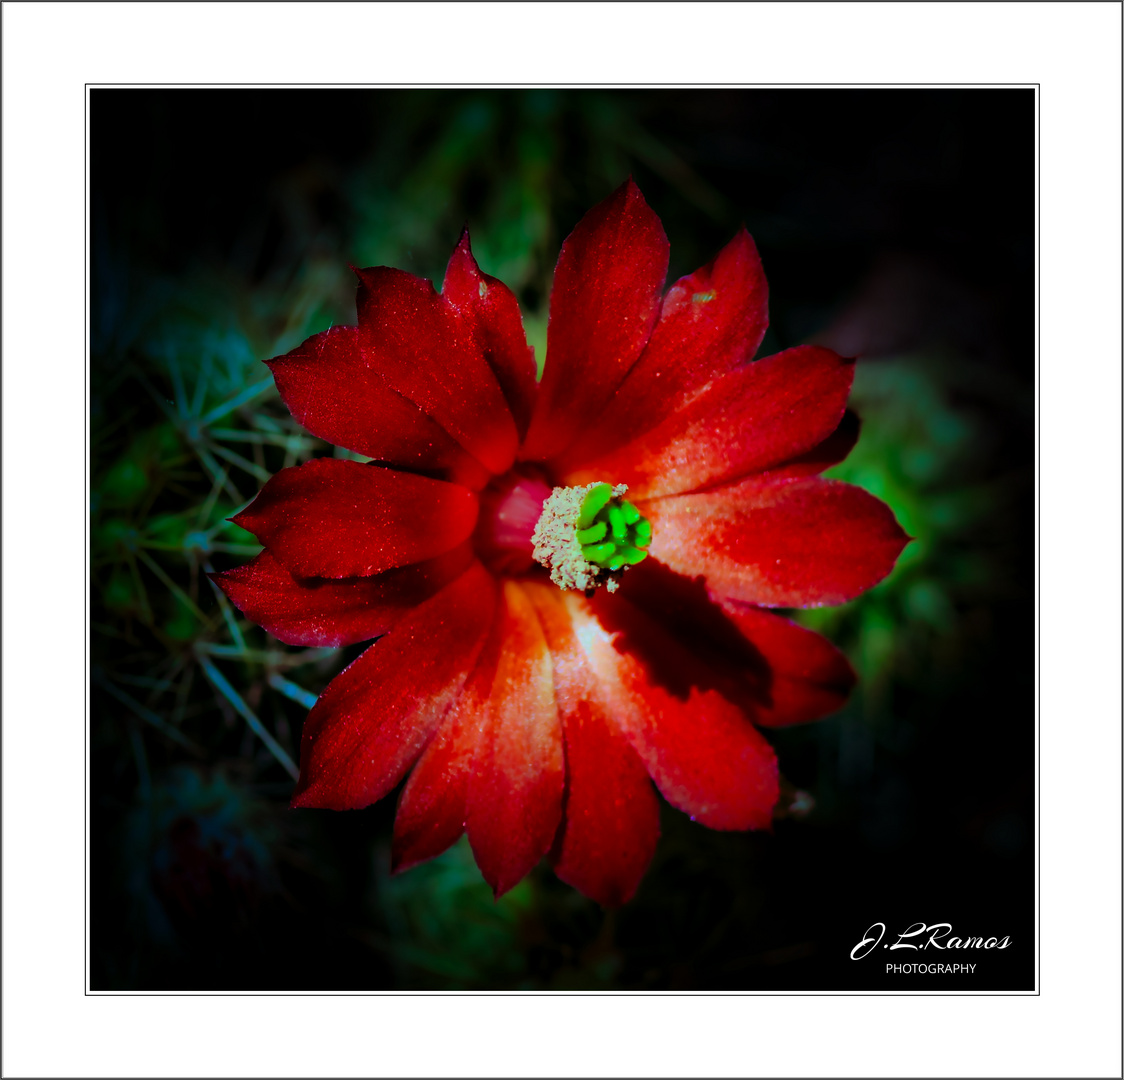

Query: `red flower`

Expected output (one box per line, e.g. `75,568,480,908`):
213,181,908,906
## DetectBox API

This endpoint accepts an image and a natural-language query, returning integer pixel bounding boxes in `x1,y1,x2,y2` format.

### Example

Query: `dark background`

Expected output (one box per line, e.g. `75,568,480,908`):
91,88,1034,990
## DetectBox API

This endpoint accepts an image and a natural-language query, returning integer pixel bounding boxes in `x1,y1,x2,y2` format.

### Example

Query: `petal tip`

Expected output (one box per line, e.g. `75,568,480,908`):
490,879,515,902
289,788,316,809
290,779,346,810
290,768,334,810
607,175,658,221
729,222,756,248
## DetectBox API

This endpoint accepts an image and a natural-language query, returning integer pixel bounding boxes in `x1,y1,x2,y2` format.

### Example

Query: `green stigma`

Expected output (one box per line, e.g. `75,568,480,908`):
530,482,652,593
576,484,651,571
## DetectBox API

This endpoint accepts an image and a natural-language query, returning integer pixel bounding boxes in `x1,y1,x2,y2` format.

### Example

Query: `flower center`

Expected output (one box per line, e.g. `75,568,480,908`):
474,470,554,577
530,482,651,594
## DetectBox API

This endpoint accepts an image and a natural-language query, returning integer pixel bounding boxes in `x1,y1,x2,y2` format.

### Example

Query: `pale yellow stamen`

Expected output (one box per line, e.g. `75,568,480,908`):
531,482,631,594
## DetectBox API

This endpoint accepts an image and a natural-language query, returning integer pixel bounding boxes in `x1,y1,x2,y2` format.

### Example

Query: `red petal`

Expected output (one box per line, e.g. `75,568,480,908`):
617,557,853,727
391,581,517,872
232,459,478,579
465,582,564,898
267,326,491,490
524,583,660,907
575,591,779,831
291,561,498,810
209,543,474,647
555,228,768,471
717,603,856,727
642,475,909,607
560,346,853,499
442,232,538,439
520,180,669,462
355,265,518,476
391,686,481,872
763,408,861,480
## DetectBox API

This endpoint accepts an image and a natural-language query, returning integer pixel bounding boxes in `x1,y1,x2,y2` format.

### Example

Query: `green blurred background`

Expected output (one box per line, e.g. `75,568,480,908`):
91,89,1034,990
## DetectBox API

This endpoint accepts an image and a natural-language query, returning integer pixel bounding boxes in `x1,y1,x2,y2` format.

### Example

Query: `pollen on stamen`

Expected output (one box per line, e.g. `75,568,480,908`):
531,482,651,594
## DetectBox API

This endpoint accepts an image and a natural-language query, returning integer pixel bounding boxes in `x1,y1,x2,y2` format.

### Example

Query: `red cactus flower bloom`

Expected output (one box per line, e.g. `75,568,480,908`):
213,180,908,906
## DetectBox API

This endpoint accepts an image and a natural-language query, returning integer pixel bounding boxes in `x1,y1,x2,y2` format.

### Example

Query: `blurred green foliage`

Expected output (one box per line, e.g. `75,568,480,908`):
373,836,535,988
91,89,1033,989
786,355,1032,836
805,355,1029,686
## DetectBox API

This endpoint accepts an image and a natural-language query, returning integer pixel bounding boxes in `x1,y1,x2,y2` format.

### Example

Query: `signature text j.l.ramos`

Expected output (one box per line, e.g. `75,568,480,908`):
851,922,1012,960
